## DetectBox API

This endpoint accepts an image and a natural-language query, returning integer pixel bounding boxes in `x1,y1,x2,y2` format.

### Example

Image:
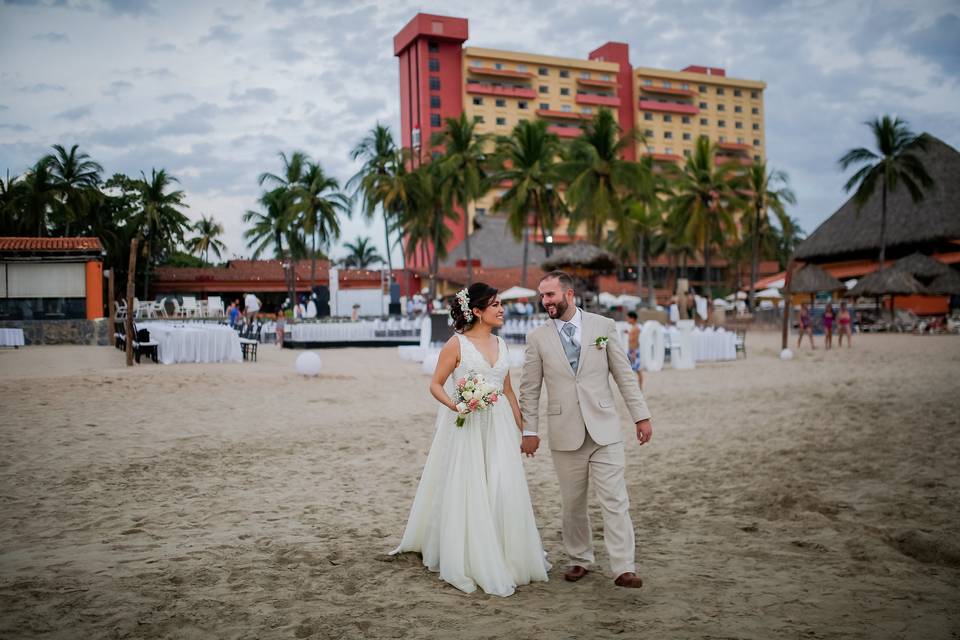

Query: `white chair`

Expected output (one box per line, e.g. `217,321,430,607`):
114,300,127,320
169,298,184,318
152,298,167,318
181,296,200,317
206,296,225,317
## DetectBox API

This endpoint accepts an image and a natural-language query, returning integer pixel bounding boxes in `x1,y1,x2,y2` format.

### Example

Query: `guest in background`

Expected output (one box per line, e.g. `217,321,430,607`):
823,304,836,350
837,302,853,348
625,311,644,391
797,303,815,349
244,292,261,320
351,303,361,322
228,299,241,328
275,310,285,347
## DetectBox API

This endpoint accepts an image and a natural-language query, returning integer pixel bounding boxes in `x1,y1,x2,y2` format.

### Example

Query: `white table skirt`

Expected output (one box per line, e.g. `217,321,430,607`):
291,319,421,342
139,322,242,364
0,328,25,347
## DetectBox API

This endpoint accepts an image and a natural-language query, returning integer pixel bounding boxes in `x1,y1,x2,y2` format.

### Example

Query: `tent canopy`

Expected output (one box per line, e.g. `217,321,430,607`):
499,285,538,301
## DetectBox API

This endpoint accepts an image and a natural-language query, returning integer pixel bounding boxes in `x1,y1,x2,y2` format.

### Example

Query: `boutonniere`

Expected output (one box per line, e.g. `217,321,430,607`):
594,336,609,350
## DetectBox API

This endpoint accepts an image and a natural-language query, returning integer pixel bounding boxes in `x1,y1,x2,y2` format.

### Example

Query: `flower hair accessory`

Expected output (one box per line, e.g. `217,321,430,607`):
455,288,472,321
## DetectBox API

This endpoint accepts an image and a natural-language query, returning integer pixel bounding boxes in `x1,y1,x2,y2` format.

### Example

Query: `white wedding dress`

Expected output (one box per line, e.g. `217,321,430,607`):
392,334,550,596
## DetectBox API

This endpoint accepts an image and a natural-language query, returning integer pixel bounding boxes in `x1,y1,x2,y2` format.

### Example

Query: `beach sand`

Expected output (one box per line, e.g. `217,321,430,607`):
1,332,958,639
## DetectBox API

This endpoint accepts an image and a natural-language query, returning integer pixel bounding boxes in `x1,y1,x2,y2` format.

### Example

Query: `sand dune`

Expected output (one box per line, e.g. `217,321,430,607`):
0,332,958,639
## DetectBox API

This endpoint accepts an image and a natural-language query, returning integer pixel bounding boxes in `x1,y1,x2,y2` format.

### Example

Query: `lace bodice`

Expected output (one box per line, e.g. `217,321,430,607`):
454,334,509,389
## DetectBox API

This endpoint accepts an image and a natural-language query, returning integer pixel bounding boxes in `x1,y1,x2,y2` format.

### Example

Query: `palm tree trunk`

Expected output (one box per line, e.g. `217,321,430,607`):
142,239,150,300
749,203,760,311
463,197,473,285
521,222,530,289
383,207,394,277
878,178,887,271
703,239,712,300
636,235,645,300
646,258,656,308
310,231,317,293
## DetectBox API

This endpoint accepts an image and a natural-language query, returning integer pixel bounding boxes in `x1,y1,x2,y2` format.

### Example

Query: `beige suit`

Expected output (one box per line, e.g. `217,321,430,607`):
519,310,652,575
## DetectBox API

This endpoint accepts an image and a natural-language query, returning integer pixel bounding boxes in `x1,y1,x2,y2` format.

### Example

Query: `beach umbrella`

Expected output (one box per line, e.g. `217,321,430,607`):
891,253,951,279
926,269,960,295
541,241,618,272
617,294,643,308
788,264,845,294
597,291,620,307
847,268,929,321
499,285,538,301
756,287,783,299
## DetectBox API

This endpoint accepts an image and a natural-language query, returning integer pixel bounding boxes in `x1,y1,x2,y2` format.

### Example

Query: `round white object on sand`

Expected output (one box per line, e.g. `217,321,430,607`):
295,351,322,376
779,348,794,361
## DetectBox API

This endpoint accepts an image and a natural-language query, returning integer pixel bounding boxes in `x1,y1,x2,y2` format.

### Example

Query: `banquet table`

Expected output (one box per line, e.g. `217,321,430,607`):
139,322,242,364
0,328,25,347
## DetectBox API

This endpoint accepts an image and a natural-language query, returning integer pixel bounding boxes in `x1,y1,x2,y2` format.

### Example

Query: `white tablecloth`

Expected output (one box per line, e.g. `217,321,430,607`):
0,328,25,347
291,319,421,342
139,322,242,365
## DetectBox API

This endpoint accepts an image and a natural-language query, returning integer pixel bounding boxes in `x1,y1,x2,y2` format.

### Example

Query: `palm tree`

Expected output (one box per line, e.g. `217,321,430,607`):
186,214,227,265
340,236,385,269
1,171,25,235
259,150,308,193
292,162,350,291
45,143,103,236
134,169,190,298
491,119,562,287
432,112,491,285
667,136,745,300
349,124,399,279
838,115,934,271
402,161,456,299
19,158,60,236
243,188,292,259
560,108,642,244
744,162,796,310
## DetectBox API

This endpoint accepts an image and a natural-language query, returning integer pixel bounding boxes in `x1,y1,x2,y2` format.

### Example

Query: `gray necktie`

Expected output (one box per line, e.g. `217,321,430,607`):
561,323,580,372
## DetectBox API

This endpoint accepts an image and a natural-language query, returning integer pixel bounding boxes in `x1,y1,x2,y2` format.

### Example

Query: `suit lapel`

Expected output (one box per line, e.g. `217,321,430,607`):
543,319,577,379
576,311,596,377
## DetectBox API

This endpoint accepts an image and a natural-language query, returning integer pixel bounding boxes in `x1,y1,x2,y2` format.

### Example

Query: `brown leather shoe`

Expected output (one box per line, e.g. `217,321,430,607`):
614,572,643,588
563,565,589,582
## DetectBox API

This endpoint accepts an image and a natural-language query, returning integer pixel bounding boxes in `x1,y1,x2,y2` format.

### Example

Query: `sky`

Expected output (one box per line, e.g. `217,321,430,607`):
1,0,958,265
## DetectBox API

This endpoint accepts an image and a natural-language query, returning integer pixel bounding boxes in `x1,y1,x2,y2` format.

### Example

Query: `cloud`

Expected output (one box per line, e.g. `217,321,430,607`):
55,105,92,120
0,105,8,111
103,79,133,96
230,87,278,103
155,102,220,136
31,32,69,42
157,92,195,104
0,124,32,132
905,12,960,76
199,24,241,45
19,83,65,93
147,40,177,53
101,0,155,16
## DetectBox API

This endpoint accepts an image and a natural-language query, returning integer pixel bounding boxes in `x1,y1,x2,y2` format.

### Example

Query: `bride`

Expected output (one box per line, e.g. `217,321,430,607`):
391,282,550,596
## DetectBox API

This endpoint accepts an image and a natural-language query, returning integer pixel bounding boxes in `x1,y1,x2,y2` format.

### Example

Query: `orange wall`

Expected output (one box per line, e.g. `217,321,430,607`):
85,260,103,319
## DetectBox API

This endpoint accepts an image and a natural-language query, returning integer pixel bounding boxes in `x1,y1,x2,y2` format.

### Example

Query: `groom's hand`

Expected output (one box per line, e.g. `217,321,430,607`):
636,419,653,445
521,435,540,457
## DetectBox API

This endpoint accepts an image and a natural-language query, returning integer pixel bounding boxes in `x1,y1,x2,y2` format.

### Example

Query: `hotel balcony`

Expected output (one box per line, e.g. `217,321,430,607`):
717,141,752,153
577,77,619,89
715,155,753,166
467,67,535,80
547,125,582,139
575,93,621,107
640,85,698,98
466,83,537,99
637,100,699,115
536,109,588,121
643,152,682,163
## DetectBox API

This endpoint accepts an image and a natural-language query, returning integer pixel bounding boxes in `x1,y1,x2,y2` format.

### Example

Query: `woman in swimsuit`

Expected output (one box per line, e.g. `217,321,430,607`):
797,303,815,349
823,304,835,350
837,302,853,348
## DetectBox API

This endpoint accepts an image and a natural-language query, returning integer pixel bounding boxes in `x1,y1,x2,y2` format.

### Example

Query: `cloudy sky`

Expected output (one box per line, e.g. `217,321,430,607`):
1,0,958,264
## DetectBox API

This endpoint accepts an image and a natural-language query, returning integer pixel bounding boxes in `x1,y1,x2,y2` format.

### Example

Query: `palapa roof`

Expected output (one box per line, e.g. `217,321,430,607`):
795,134,960,261
789,263,844,293
441,215,547,269
926,269,960,295
847,268,929,297
541,241,618,271
890,252,951,279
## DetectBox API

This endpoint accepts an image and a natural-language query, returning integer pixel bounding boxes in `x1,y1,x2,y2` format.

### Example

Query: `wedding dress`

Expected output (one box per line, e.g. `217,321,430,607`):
392,334,550,596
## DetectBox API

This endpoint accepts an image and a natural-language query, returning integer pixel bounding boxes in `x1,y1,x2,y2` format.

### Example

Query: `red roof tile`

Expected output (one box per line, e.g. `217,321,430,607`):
0,236,104,252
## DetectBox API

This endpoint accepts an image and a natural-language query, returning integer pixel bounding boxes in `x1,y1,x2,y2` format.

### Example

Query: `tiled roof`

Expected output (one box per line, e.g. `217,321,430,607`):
152,259,400,284
0,236,104,252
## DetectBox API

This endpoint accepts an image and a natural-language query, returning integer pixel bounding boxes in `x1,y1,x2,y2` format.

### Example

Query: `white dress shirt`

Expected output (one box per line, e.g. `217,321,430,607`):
522,308,582,438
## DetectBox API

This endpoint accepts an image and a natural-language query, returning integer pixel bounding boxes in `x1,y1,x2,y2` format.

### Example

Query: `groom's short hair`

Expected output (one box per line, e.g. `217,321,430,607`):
541,270,575,293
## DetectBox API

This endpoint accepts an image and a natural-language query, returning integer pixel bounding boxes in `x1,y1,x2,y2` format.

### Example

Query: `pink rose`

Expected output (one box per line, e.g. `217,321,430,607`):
457,377,467,387
468,398,479,410
487,393,498,404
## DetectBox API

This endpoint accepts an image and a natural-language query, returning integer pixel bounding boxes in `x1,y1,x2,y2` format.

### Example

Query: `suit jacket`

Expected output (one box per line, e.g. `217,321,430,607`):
519,310,652,451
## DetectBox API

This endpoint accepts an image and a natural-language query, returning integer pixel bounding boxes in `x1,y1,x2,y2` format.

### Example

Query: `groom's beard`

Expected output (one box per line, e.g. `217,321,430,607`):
545,297,569,319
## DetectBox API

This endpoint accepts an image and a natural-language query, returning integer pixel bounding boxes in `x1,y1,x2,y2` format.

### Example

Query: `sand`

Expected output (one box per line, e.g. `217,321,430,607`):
0,332,958,639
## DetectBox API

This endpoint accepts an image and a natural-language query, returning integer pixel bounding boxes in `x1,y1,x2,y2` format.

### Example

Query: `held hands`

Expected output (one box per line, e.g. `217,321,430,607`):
521,435,540,457
636,419,653,445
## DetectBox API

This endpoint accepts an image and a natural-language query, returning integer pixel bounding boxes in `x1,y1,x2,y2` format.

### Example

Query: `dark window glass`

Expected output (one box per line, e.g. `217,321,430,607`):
538,67,548,76
700,118,708,125
430,113,441,127
428,58,440,72
733,89,742,97
699,102,707,109
428,41,439,53
752,123,760,130
539,102,549,110
495,98,506,107
664,131,673,139
560,87,570,96
681,116,691,124
472,97,483,106
751,90,759,99
716,87,725,95
644,112,653,121
429,76,440,90
539,85,549,93
663,114,672,122
735,121,743,129
496,117,506,125
518,101,528,109
430,95,441,108
559,69,570,78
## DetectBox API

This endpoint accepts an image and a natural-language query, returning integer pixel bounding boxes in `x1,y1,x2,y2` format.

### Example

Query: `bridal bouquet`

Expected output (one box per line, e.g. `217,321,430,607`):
453,371,501,427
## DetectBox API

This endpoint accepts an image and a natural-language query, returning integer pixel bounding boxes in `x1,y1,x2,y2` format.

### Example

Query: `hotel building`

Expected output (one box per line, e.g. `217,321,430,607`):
394,13,767,267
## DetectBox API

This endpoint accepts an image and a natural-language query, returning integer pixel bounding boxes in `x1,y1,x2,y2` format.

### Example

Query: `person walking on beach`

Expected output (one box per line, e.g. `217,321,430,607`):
838,302,853,348
823,304,835,350
797,303,815,349
275,310,285,347
244,292,261,321
626,311,644,391
520,270,653,590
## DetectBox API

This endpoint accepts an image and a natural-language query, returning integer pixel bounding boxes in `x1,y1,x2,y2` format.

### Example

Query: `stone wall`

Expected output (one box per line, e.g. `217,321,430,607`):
0,319,110,346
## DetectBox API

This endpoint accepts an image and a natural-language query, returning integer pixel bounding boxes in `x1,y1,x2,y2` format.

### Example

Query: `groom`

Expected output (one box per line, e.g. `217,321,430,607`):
519,270,653,589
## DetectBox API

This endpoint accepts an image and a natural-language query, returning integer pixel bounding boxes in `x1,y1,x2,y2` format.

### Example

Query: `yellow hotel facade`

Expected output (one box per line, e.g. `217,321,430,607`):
395,13,766,262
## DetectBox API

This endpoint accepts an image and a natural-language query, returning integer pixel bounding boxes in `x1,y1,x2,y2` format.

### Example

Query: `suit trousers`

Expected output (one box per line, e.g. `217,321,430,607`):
551,432,636,576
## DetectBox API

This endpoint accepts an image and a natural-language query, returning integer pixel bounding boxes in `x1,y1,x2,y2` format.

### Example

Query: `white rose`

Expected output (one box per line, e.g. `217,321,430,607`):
477,400,486,410
456,402,467,413
462,390,474,401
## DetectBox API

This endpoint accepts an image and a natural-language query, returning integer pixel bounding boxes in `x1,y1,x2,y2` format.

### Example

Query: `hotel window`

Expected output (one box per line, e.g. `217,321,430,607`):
681,83,689,90
681,116,691,124
698,84,706,92
495,98,506,107
663,114,672,122
665,147,673,154
734,89,742,97
664,131,673,139
539,85,549,93
734,105,742,113
561,104,572,112
582,107,593,114
496,117,507,126
430,95,441,108
663,80,671,88
752,107,759,115
580,71,590,79
428,58,440,72
753,123,760,130
647,145,655,153
699,102,708,109
753,139,760,146
718,119,726,127
682,132,691,140
494,62,503,70
718,135,726,142
644,112,653,121
601,74,611,81
737,137,745,144
717,104,725,112
472,97,483,105
430,113,441,127
538,67,548,76
735,121,743,129
516,64,527,72
716,87,725,95
559,69,570,78
518,101,528,110
700,117,708,125
644,129,654,137
539,103,549,110
429,76,440,90
560,87,570,96
475,115,485,123
428,42,439,53
643,79,653,86
683,149,691,157
751,90,759,99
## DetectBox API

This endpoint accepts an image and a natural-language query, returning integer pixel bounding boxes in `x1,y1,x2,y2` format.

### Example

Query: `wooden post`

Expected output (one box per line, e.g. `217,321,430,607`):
107,268,115,324
780,260,795,350
125,237,138,367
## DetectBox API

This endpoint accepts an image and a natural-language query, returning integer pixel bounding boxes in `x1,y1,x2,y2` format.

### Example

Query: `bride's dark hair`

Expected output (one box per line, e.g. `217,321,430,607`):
449,282,499,333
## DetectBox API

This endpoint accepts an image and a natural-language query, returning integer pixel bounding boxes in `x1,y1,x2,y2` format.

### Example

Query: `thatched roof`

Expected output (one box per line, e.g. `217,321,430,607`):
789,263,844,293
795,134,960,261
441,215,547,269
926,269,960,295
847,269,929,297
891,252,951,279
541,242,618,271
